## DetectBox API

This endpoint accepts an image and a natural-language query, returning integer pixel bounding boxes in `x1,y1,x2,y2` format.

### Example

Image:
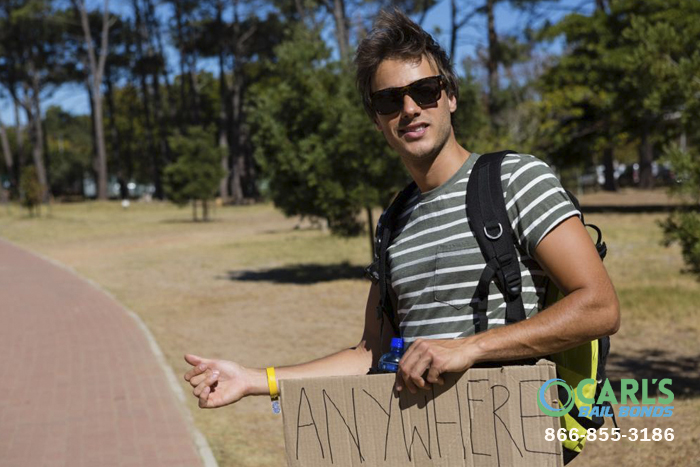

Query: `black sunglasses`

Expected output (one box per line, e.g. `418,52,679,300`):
370,75,446,115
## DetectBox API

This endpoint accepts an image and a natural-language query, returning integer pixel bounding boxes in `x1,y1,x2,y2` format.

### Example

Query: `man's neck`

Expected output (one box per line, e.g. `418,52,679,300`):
403,135,471,193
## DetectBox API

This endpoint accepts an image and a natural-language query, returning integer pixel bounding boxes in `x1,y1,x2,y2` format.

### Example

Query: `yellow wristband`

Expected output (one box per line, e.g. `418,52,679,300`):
266,367,281,414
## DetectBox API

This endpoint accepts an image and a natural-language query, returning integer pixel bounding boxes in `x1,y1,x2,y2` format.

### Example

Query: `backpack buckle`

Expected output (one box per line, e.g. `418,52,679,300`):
498,253,521,297
503,270,522,297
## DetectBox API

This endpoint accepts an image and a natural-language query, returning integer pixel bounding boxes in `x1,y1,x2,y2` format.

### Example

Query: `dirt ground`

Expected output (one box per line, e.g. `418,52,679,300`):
0,196,698,466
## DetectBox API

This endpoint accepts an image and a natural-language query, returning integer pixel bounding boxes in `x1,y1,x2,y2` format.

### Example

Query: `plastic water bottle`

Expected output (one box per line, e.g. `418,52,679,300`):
378,338,404,373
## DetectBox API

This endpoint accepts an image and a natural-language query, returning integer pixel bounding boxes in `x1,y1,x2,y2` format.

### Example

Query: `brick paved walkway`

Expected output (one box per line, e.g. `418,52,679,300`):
0,239,207,467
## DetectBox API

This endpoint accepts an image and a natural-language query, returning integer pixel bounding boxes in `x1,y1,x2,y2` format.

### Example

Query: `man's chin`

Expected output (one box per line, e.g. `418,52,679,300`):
399,147,439,165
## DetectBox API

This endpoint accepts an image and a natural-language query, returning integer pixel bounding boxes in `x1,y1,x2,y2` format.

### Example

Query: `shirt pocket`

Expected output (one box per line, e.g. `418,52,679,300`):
433,241,479,310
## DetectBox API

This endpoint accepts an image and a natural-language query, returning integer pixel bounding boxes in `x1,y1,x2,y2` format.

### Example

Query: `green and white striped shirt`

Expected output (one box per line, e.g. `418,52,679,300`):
386,153,580,344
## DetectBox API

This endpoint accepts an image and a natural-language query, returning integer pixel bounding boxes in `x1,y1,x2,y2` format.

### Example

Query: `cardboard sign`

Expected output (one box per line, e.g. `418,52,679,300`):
280,360,562,467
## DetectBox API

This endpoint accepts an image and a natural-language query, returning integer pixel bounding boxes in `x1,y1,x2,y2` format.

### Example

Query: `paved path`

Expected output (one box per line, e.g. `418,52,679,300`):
0,239,208,467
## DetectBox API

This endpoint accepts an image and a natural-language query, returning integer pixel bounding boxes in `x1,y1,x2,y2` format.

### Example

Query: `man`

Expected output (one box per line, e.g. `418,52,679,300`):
184,9,619,413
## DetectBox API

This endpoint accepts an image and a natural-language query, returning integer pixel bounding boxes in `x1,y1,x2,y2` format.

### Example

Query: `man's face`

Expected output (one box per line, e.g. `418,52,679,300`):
371,57,457,165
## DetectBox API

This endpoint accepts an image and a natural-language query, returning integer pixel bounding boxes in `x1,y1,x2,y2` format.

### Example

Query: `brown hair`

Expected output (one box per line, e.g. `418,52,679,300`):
354,8,459,121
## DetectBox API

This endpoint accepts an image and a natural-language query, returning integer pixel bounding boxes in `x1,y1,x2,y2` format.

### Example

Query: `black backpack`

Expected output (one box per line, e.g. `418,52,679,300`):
365,150,608,336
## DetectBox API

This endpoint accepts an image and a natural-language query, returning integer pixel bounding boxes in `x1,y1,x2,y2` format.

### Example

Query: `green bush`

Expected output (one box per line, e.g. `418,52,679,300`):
661,145,700,277
164,126,225,221
661,212,700,276
20,166,42,216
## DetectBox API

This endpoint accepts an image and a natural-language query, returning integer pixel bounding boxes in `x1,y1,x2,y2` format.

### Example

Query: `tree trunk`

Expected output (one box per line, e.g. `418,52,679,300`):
132,0,163,198
192,199,198,221
242,122,257,198
14,96,23,164
188,62,201,125
294,0,308,22
174,1,188,127
92,91,109,199
86,78,98,177
202,199,209,221
217,36,230,201
28,110,48,200
41,94,51,191
0,115,14,202
639,131,654,189
329,0,350,62
230,73,245,203
105,64,127,198
366,206,374,262
151,70,170,183
486,0,500,120
602,146,617,191
10,98,22,194
137,70,160,196
75,0,111,200
25,80,48,201
230,0,244,203
144,0,177,126
0,117,13,173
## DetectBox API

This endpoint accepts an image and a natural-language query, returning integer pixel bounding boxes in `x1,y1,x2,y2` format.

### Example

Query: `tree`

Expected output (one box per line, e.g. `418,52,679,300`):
163,126,225,221
446,0,549,126
0,0,77,202
101,13,134,199
619,0,700,188
130,0,172,199
44,106,93,197
539,0,700,189
536,7,625,186
249,26,407,251
191,2,285,204
72,0,112,200
451,65,491,151
637,1,700,276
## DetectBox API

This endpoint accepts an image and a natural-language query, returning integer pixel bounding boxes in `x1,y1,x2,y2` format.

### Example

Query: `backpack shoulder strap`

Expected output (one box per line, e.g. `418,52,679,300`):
365,181,417,337
466,150,526,333
563,189,608,260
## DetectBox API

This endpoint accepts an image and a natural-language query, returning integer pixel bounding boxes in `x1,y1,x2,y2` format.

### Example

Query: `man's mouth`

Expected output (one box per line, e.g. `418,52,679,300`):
399,123,428,138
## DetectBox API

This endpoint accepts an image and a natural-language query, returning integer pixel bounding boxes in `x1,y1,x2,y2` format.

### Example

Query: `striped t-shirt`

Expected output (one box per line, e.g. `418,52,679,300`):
386,153,580,344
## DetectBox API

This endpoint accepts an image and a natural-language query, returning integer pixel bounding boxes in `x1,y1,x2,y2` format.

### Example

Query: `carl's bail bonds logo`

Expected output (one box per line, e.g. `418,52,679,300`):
538,378,675,418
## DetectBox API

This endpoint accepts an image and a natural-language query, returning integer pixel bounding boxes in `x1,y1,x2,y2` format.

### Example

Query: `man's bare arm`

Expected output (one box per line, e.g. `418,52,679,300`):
396,216,620,393
184,283,391,408
241,284,391,395
468,216,620,360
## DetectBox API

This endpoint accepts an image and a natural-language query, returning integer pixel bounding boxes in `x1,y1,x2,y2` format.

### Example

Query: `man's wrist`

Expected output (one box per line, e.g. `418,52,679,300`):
464,333,489,365
245,367,270,397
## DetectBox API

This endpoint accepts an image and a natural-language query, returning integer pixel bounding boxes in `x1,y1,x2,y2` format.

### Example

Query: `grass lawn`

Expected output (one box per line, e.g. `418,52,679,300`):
0,200,698,467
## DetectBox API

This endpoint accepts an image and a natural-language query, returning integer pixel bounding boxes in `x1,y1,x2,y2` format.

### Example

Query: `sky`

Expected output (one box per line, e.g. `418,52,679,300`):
0,0,592,126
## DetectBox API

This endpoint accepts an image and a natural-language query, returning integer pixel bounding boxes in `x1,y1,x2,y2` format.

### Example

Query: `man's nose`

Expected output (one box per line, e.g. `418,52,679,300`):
401,93,421,117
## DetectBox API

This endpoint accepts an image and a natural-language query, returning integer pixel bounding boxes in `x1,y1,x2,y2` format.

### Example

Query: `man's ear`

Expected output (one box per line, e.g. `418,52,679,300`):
374,117,383,132
448,93,457,113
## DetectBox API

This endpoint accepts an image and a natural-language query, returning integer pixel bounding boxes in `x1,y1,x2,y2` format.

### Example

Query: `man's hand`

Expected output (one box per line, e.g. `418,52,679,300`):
183,354,252,408
395,338,480,394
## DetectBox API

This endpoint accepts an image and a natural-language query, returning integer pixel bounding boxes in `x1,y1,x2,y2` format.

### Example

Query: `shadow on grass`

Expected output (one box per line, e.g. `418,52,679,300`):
225,262,366,284
160,218,224,224
607,348,700,398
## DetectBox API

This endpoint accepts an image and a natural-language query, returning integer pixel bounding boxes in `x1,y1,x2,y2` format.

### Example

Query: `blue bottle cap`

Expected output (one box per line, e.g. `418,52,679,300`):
391,337,404,350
